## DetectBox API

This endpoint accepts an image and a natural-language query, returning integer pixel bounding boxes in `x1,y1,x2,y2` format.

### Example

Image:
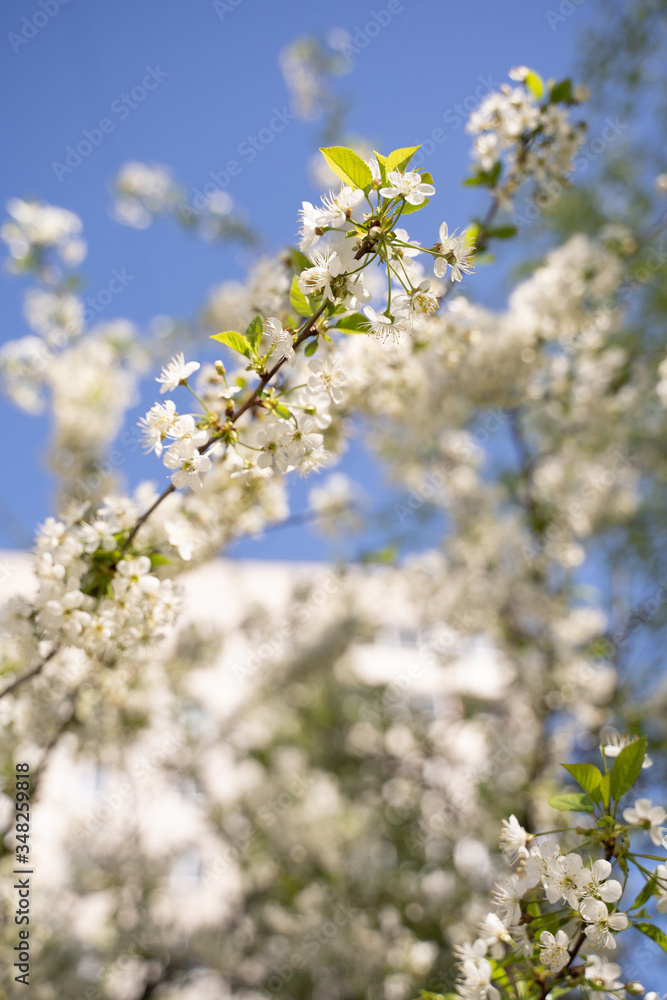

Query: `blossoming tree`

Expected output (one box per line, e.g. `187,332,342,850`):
1,31,667,1000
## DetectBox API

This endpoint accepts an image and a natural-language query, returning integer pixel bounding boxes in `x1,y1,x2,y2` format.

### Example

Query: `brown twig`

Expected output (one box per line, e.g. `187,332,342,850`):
0,647,57,700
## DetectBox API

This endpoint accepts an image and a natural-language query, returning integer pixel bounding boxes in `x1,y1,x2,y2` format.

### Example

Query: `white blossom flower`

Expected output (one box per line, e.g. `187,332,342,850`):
307,356,346,404
363,306,407,343
456,956,500,1000
164,517,197,561
264,317,297,368
256,418,293,473
298,248,345,301
453,939,488,964
163,415,208,462
499,815,530,863
155,352,201,393
392,227,422,258
491,873,522,927
623,799,667,845
603,734,652,768
517,838,559,894
543,852,591,908
298,201,327,251
168,450,212,491
580,897,628,949
286,425,327,474
380,169,435,206
115,556,160,596
434,223,476,282
319,186,364,226
479,913,512,958
584,955,624,989
580,858,623,904
510,924,533,958
138,399,179,455
539,929,570,974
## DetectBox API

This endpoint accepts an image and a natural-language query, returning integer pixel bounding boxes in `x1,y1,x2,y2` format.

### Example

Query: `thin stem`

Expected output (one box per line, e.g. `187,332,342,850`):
0,648,57,700
185,382,213,416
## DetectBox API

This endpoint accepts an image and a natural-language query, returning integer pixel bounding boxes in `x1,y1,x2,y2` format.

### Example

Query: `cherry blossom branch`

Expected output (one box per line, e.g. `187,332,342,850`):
122,301,329,551
0,647,57,700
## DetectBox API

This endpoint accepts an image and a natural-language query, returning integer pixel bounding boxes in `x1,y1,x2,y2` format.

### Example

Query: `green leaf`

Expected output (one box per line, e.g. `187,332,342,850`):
630,878,656,910
244,316,264,353
634,922,667,954
486,225,518,239
274,404,292,420
333,312,368,334
287,247,313,275
210,330,251,358
149,553,172,568
466,162,503,188
561,763,603,802
304,339,318,357
374,151,388,186
610,737,647,801
290,275,312,317
319,146,372,189
599,772,611,810
416,993,458,1000
488,161,502,186
550,78,572,103
400,172,434,216
386,145,421,173
548,792,595,813
525,70,544,99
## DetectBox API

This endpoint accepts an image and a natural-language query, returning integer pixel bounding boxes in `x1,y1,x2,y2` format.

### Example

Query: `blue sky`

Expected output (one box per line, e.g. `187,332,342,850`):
0,0,597,558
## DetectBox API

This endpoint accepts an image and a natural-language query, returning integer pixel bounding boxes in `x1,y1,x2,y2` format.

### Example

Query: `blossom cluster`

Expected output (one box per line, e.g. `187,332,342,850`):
134,144,481,500
112,160,253,244
467,67,586,205
0,197,87,277
451,738,667,999
21,499,180,662
296,150,475,343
